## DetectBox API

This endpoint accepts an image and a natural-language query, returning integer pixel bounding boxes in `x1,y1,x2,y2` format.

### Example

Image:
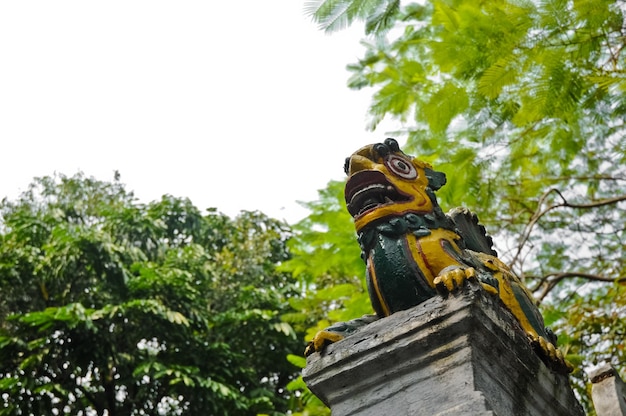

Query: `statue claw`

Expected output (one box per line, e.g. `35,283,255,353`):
530,334,573,374
434,267,477,293
305,315,378,356
305,330,345,357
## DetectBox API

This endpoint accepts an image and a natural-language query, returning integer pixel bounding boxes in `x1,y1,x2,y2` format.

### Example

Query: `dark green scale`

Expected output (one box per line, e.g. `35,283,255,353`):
366,231,435,316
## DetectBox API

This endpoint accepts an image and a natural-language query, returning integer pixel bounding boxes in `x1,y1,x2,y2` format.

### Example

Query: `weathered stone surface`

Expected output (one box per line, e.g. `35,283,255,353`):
590,363,626,416
303,283,584,416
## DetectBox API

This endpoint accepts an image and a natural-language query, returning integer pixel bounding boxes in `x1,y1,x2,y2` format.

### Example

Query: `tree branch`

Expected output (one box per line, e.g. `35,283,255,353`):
511,189,626,266
511,188,562,266
547,175,626,183
529,272,626,303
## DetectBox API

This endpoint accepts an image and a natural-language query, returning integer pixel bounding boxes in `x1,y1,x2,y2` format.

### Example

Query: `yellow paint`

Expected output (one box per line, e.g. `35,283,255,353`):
434,268,474,292
405,229,465,285
305,331,345,357
405,234,436,285
473,252,541,339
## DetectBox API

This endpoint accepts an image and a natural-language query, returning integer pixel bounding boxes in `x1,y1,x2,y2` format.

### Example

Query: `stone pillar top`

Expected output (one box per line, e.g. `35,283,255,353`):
304,283,584,416
590,363,626,416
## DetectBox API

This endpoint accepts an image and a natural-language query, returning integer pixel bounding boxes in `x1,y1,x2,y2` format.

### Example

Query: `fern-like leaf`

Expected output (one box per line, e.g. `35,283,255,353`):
365,0,401,35
478,56,519,99
423,82,469,133
305,0,396,33
432,0,459,32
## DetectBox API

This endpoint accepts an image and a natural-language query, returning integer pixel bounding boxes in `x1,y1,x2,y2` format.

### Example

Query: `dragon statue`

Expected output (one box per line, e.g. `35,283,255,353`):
305,138,572,374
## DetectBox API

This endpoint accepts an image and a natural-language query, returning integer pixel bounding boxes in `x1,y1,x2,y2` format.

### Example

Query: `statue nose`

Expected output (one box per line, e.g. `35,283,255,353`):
346,154,376,176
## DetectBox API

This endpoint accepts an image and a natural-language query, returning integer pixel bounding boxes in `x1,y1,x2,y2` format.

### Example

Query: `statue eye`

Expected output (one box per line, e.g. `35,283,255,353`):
385,155,417,179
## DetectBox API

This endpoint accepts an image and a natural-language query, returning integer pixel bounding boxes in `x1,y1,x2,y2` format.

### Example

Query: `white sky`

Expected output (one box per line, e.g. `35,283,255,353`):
0,1,401,224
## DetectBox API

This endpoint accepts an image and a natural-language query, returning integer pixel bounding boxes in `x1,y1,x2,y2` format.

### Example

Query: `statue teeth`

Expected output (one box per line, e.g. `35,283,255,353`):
350,184,386,204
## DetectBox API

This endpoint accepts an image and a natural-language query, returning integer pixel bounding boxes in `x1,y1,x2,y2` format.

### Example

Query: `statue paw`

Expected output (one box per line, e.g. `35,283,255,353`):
529,334,573,374
304,315,378,356
305,330,345,357
434,267,477,293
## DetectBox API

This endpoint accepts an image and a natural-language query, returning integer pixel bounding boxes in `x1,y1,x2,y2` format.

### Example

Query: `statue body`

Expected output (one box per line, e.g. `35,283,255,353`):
306,138,571,374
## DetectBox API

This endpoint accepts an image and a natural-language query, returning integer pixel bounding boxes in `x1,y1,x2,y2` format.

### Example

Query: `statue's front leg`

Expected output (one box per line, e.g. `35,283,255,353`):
305,314,379,356
530,333,573,374
434,266,499,295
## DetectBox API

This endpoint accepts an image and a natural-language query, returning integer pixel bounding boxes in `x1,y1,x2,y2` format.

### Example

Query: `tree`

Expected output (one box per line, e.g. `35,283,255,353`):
0,173,302,415
298,0,626,413
280,181,371,415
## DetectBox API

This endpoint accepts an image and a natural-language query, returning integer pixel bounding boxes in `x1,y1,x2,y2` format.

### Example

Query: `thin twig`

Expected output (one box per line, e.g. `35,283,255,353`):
511,189,626,267
511,188,561,266
531,272,626,303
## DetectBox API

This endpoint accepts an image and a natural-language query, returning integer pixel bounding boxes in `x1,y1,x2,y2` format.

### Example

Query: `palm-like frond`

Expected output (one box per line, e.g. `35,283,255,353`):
478,57,520,99
305,0,399,33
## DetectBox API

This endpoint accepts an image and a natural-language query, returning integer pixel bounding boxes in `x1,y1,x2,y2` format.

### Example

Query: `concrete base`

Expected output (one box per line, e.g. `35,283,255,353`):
303,283,584,416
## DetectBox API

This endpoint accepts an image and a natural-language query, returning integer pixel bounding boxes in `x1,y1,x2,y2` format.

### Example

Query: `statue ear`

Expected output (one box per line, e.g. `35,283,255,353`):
424,168,447,191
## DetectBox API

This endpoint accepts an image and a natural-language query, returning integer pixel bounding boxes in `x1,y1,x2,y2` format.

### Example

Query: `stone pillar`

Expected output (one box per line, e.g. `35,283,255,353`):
303,283,584,416
590,363,626,416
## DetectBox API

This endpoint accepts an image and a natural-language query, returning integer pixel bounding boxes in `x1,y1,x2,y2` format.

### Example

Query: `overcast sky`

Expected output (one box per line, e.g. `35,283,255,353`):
0,1,401,224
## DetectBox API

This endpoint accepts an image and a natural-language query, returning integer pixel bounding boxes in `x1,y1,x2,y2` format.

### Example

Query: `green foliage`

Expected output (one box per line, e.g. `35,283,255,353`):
280,181,370,414
284,354,329,416
0,173,302,415
304,0,626,413
281,181,370,333
305,0,400,34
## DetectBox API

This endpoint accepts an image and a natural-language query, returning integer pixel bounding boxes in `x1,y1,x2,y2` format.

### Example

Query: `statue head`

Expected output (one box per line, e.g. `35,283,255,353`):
344,138,447,232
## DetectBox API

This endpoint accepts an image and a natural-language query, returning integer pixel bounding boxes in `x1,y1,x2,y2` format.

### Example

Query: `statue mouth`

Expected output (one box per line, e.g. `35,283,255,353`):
345,171,411,218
